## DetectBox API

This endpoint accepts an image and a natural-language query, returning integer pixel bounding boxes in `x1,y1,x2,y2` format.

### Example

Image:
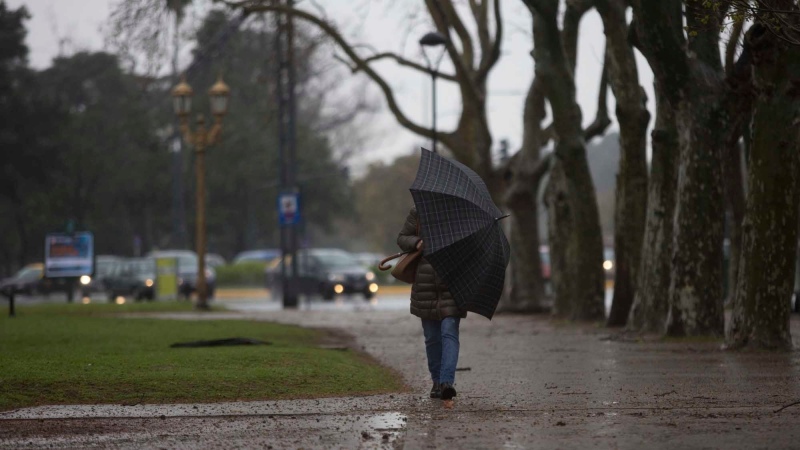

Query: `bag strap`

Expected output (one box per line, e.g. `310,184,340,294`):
380,215,422,271
379,252,408,271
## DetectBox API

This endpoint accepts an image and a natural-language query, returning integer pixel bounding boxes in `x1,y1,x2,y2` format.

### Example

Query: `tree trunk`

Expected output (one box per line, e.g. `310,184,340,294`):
500,77,549,313
544,162,572,316
505,206,546,312
597,0,650,327
666,68,726,337
722,141,746,304
726,24,800,350
627,87,678,333
529,2,605,321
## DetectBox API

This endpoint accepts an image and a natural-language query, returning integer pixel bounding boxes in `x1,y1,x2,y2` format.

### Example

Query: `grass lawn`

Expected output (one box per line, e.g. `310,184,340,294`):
0,302,404,411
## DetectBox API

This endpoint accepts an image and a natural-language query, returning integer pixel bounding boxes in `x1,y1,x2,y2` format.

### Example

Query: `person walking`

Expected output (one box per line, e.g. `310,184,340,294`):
397,206,467,401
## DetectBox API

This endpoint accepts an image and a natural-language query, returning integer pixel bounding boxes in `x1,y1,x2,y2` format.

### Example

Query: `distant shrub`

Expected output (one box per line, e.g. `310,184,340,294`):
216,262,266,287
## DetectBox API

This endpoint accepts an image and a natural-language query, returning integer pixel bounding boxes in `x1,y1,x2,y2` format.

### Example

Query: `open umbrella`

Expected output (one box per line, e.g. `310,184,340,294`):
410,148,510,319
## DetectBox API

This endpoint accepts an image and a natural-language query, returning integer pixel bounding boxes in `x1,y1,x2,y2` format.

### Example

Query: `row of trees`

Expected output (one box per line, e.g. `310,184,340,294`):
218,0,800,350
0,2,358,274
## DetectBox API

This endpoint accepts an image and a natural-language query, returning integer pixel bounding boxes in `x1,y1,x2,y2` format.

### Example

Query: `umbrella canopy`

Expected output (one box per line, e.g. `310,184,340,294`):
410,149,510,319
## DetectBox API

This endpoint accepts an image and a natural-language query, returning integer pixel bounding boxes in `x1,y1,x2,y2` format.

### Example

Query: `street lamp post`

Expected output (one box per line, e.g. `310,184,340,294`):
419,31,447,153
171,74,230,310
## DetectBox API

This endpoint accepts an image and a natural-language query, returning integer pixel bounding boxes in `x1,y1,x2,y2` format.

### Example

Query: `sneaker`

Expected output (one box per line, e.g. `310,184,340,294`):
440,383,456,400
430,382,441,399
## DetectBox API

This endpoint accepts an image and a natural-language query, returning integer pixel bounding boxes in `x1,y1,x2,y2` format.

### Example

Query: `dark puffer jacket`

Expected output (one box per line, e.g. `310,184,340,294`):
397,207,466,320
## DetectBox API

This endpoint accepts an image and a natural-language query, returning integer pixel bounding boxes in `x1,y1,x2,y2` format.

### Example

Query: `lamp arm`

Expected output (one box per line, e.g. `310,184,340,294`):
178,116,196,146
208,116,224,145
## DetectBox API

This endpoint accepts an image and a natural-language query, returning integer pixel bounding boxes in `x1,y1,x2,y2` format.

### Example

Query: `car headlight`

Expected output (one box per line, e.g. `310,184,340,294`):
365,271,375,281
79,275,91,285
603,260,613,271
145,279,154,287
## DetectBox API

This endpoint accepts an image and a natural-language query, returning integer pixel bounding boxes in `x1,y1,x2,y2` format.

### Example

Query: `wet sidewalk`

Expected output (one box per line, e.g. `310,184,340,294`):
2,306,800,449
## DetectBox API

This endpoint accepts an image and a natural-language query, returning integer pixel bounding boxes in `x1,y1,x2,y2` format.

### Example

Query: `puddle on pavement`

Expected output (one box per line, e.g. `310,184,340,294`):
363,412,407,432
0,412,409,449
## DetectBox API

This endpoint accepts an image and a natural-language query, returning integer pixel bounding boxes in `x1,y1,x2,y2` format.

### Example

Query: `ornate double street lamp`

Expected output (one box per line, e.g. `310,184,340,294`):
171,75,230,310
419,31,447,153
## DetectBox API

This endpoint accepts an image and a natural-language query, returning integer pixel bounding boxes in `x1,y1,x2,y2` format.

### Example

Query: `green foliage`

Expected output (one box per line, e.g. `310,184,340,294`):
215,261,267,287
0,302,404,411
352,153,420,254
0,6,356,275
188,10,354,256
0,1,66,273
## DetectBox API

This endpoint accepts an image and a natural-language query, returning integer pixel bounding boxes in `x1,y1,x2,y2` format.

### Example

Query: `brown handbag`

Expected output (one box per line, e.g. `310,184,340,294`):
379,221,422,284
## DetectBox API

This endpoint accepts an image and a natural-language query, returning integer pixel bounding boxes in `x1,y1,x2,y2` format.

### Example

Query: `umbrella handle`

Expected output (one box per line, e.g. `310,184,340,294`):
378,252,409,271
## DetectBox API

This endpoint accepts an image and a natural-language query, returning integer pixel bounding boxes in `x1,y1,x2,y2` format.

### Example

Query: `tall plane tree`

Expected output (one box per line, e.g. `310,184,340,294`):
521,0,609,320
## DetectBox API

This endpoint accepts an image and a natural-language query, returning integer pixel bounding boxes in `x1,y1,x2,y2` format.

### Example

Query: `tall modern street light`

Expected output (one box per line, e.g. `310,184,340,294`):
419,31,447,153
171,74,230,310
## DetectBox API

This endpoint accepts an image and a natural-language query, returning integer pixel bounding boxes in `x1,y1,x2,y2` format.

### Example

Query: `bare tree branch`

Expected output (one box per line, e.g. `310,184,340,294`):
425,0,484,104
584,51,612,141
221,0,435,140
361,52,458,81
476,0,503,86
440,0,476,68
725,17,745,75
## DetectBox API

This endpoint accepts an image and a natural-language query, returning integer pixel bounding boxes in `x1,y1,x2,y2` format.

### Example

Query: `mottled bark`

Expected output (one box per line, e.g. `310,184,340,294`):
722,141,746,303
633,0,727,337
627,87,678,333
666,70,727,337
721,35,753,305
727,23,800,350
544,162,572,316
597,0,650,327
527,0,606,320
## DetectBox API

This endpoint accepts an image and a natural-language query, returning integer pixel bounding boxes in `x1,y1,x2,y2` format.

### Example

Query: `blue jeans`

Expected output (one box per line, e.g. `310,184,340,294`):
421,317,461,385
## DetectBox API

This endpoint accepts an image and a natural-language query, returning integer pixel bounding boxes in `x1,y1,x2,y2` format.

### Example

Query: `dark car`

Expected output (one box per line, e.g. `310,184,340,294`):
233,249,280,264
104,258,157,301
265,249,379,300
148,250,216,300
79,255,124,297
0,263,69,297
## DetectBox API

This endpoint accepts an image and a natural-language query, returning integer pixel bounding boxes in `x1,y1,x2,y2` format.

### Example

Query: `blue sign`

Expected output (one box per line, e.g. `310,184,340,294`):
278,192,301,226
44,232,95,278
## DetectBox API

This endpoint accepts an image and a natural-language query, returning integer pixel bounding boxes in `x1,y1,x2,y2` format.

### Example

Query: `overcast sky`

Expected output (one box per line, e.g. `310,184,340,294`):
10,0,654,174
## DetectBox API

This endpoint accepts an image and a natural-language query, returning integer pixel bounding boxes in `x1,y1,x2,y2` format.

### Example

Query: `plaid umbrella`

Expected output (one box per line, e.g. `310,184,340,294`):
410,149,510,319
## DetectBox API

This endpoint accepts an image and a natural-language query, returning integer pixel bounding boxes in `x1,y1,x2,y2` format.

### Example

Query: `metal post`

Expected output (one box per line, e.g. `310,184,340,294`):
8,292,15,318
275,1,298,308
287,0,300,305
194,117,209,310
66,278,75,303
171,10,187,249
431,71,437,153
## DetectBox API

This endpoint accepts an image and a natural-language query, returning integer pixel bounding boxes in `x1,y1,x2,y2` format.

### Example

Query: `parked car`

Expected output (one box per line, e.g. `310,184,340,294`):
233,249,281,264
0,263,68,296
352,252,385,268
147,250,216,299
79,255,124,297
104,258,156,301
265,248,378,300
205,253,226,268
